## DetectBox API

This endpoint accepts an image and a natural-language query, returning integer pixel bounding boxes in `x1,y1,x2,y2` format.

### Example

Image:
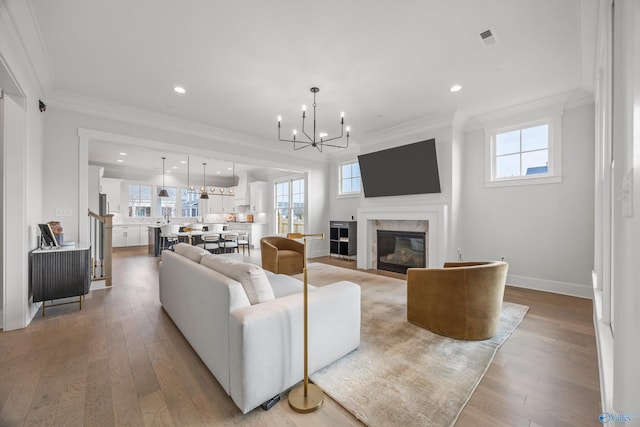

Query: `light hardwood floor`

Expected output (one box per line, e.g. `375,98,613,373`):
0,247,601,426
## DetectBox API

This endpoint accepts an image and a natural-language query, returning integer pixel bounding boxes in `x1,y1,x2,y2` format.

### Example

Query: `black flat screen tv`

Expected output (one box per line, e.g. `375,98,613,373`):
358,138,441,197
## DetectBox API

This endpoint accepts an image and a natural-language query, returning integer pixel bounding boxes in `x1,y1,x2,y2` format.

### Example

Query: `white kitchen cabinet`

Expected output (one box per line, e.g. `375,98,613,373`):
250,223,267,247
112,225,128,247
101,178,122,213
112,225,146,247
248,181,267,212
207,197,221,213
138,226,149,246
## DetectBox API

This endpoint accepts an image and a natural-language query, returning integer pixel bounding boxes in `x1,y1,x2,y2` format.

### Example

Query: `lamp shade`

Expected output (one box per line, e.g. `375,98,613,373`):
159,156,169,197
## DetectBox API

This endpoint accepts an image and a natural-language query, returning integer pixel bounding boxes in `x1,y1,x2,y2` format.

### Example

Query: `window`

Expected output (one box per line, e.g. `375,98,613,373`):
495,124,549,178
484,107,562,187
275,178,305,234
156,187,177,218
128,185,152,217
180,188,199,217
339,161,361,195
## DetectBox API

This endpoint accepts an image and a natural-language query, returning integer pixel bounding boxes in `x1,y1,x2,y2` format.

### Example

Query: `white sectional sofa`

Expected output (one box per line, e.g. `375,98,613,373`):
159,244,361,414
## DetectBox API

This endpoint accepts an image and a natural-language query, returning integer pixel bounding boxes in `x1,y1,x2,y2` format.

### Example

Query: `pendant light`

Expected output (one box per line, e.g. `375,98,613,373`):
187,155,195,193
158,157,169,197
200,163,209,199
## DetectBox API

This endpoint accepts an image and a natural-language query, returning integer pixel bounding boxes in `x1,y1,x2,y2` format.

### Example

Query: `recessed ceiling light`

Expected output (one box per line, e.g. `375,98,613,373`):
180,160,187,164
174,86,186,94
216,171,221,174
166,170,171,173
227,167,232,170
172,166,178,169
119,152,127,156
450,84,462,93
117,159,124,163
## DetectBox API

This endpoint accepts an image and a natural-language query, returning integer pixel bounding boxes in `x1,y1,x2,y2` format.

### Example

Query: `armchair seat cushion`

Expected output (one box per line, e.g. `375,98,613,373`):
407,261,508,340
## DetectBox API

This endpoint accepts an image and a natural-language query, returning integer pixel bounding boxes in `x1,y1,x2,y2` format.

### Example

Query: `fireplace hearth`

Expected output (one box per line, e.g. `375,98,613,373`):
377,230,426,274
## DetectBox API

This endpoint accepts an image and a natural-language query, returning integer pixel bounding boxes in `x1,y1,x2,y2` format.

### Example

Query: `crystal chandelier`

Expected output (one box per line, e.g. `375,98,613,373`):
277,87,350,152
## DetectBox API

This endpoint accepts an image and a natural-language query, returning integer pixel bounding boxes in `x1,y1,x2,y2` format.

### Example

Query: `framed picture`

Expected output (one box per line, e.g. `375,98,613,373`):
38,223,59,248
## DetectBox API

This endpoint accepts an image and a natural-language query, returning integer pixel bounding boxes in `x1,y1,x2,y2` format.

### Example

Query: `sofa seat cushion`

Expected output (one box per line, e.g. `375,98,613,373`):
201,255,275,304
174,243,209,263
265,271,315,298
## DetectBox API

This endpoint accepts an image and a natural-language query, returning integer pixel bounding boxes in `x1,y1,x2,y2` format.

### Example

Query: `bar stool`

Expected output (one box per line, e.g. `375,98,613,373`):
160,224,178,251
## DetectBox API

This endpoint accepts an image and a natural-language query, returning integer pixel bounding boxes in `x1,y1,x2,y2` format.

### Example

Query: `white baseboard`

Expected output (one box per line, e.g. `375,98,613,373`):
28,302,42,324
507,274,593,299
593,285,613,413
90,280,111,291
308,249,330,259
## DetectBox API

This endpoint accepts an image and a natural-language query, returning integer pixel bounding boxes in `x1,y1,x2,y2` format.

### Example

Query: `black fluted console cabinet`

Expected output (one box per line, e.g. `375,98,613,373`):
30,246,91,315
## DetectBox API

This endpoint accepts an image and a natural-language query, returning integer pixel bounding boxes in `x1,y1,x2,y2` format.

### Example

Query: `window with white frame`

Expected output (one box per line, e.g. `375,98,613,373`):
274,178,305,234
339,161,361,195
485,108,562,187
156,187,177,218
128,184,152,217
180,188,199,217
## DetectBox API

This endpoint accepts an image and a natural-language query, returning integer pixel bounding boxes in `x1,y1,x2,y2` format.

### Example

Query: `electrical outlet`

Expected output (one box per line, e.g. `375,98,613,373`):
55,209,72,217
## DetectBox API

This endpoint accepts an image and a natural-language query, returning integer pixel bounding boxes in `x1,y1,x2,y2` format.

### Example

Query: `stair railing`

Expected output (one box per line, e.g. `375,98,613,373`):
88,209,113,287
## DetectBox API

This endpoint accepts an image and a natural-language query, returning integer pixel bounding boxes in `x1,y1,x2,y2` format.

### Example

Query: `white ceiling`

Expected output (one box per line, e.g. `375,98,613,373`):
9,0,597,175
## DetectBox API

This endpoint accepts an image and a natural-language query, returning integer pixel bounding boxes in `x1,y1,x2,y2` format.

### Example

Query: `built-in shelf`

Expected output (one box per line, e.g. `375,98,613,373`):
330,220,357,260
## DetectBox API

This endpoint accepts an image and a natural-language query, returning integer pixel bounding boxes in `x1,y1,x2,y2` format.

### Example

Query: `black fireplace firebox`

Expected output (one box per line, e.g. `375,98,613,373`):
377,230,426,274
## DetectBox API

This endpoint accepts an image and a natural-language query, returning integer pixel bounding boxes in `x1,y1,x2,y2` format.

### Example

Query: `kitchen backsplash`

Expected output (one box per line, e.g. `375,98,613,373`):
115,211,267,225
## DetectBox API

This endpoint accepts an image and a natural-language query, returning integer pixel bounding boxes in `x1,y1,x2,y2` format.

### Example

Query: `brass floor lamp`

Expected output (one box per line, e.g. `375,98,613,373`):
288,233,325,413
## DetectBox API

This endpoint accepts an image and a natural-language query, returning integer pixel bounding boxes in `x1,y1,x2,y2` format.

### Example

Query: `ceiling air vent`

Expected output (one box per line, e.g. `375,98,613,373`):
479,29,496,46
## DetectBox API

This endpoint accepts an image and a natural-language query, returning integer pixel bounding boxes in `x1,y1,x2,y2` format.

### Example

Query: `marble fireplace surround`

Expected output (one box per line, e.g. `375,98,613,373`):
357,205,448,270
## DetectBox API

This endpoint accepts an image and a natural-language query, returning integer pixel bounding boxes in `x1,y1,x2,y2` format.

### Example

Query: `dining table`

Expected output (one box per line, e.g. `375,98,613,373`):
173,230,243,253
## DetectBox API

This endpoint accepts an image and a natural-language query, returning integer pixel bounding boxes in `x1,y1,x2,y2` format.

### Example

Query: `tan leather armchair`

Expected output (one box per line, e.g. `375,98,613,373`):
407,261,508,340
260,236,304,275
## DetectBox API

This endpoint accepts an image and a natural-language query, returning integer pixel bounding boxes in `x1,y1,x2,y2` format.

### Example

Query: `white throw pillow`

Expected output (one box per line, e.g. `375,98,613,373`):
174,243,209,263
200,255,275,304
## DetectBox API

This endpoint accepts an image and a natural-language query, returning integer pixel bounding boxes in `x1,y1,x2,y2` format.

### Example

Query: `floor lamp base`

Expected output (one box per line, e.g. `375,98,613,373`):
288,383,324,413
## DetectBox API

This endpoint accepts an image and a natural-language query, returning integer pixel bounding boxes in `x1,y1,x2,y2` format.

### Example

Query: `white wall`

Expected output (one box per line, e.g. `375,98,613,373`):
0,1,45,329
328,118,458,264
41,107,331,248
610,0,640,415
328,153,361,222
460,104,595,297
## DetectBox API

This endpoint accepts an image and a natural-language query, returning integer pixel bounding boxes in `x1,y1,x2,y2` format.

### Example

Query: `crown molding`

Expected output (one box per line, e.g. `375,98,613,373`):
463,90,593,132
359,111,458,148
1,0,54,96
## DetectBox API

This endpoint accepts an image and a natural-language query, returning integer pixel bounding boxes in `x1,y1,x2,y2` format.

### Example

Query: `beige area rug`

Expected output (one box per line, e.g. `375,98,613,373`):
299,263,529,427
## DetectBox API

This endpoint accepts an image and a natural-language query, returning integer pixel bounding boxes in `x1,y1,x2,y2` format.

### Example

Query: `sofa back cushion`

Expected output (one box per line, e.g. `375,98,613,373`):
200,255,275,305
174,243,209,263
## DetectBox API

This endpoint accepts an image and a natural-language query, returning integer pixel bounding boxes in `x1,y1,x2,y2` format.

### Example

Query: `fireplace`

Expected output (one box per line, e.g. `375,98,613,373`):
357,205,447,270
377,230,426,274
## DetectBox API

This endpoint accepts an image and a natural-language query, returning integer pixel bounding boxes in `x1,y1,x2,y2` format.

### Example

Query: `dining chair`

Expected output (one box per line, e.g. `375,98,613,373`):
238,231,251,255
220,232,239,253
197,233,220,254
